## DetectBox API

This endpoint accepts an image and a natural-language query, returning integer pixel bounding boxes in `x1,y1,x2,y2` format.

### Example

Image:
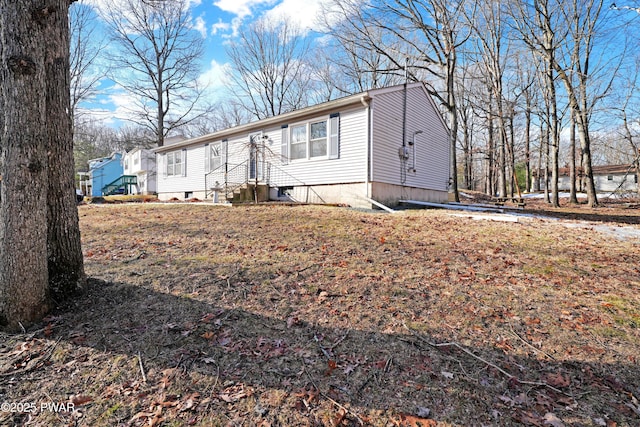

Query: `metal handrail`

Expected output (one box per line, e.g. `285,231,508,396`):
101,175,137,195
205,161,249,201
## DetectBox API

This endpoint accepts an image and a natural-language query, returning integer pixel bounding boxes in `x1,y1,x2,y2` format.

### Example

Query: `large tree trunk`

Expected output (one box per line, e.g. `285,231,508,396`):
447,60,460,202
46,0,85,300
575,112,598,206
0,0,50,329
524,107,532,192
569,109,579,204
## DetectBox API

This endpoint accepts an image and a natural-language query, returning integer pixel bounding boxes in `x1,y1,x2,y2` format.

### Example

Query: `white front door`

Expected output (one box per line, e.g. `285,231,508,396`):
248,131,264,181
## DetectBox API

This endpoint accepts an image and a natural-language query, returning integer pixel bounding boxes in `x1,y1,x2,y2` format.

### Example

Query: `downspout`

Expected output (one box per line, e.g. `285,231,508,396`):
361,95,372,198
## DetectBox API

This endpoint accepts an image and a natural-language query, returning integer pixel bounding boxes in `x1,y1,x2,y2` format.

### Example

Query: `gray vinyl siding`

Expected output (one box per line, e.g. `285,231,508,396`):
157,145,207,195
370,85,449,191
559,173,638,193
273,106,368,186
155,83,450,201
157,105,368,195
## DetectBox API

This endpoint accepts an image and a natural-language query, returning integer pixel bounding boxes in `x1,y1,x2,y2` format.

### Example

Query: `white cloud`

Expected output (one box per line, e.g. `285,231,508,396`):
193,15,207,37
210,0,337,38
213,0,276,19
211,18,231,35
199,59,232,99
263,0,327,32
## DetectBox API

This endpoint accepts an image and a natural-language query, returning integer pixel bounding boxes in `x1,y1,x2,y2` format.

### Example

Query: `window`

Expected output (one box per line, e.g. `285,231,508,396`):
287,116,338,161
290,124,307,160
133,152,139,165
277,186,293,197
607,175,613,181
166,150,182,176
310,121,327,157
209,142,222,171
205,140,226,173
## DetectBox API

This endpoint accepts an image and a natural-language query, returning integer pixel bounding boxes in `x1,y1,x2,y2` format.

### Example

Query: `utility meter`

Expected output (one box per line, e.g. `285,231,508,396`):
398,146,410,160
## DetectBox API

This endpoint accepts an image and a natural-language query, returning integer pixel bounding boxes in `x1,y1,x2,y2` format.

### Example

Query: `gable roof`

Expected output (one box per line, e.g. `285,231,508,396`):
155,82,440,153
88,152,122,170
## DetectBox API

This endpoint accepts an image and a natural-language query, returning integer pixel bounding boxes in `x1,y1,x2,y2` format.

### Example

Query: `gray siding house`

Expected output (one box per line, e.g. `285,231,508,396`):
154,82,451,209
557,164,639,194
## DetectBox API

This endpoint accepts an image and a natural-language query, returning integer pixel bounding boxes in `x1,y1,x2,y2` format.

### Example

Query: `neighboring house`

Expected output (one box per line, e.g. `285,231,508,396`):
88,152,123,197
557,164,639,194
154,82,451,208
123,148,157,195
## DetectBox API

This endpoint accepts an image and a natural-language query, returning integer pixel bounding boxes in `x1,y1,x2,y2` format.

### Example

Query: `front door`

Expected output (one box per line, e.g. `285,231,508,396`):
248,131,263,181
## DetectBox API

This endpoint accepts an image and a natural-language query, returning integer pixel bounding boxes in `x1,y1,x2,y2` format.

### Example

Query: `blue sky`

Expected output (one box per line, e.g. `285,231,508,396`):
79,0,333,125
191,0,328,60
191,0,330,95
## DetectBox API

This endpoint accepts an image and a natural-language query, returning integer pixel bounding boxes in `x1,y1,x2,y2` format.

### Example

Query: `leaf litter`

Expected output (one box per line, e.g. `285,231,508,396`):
1,200,639,426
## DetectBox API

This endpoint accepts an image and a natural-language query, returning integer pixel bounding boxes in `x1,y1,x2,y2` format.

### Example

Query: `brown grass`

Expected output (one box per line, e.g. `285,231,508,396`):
2,201,640,426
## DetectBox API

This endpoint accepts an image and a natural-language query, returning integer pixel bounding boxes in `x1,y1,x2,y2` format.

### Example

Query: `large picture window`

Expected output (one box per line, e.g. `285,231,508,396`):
166,150,182,176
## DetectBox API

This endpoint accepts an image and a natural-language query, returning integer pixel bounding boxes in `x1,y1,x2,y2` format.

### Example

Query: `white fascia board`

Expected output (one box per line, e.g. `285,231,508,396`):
154,93,370,154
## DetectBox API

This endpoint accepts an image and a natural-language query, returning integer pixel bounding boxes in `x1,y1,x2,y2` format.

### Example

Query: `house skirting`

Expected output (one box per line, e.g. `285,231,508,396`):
369,182,448,207
273,181,447,209
158,190,209,201
158,182,447,208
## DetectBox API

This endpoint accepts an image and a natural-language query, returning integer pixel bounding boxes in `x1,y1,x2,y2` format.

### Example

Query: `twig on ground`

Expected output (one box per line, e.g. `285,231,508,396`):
123,251,147,263
301,358,363,426
328,332,349,351
508,323,556,360
313,334,333,360
313,332,349,361
137,351,147,383
324,393,363,426
0,338,61,377
402,322,571,396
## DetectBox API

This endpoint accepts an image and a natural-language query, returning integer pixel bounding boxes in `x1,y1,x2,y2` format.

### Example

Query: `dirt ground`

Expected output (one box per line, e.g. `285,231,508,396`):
1,197,640,426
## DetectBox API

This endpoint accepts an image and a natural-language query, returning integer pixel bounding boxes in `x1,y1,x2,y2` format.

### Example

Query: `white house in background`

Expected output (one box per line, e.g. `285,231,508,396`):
123,148,157,195
154,82,451,208
557,164,639,194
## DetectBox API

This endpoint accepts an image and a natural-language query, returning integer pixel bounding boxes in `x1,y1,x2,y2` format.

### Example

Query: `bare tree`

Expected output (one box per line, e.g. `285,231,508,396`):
510,0,621,207
316,10,404,97
181,100,252,137
466,0,513,197
69,1,107,127
46,0,85,300
1,0,83,329
508,0,565,206
324,0,474,202
226,17,312,120
455,66,479,191
517,56,540,194
0,0,49,329
101,0,205,146
611,57,640,193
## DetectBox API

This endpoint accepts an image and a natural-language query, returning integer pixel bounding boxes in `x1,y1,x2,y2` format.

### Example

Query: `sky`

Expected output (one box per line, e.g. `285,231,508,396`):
79,0,334,125
192,0,329,95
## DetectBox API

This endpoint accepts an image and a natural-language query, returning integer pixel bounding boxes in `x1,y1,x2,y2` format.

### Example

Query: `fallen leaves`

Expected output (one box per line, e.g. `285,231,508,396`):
218,384,253,403
543,372,571,388
3,204,639,426
393,413,437,427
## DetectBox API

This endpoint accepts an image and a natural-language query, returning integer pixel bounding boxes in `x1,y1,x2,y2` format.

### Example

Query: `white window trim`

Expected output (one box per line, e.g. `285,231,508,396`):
288,116,334,162
166,150,186,177
289,123,308,161
205,142,224,173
